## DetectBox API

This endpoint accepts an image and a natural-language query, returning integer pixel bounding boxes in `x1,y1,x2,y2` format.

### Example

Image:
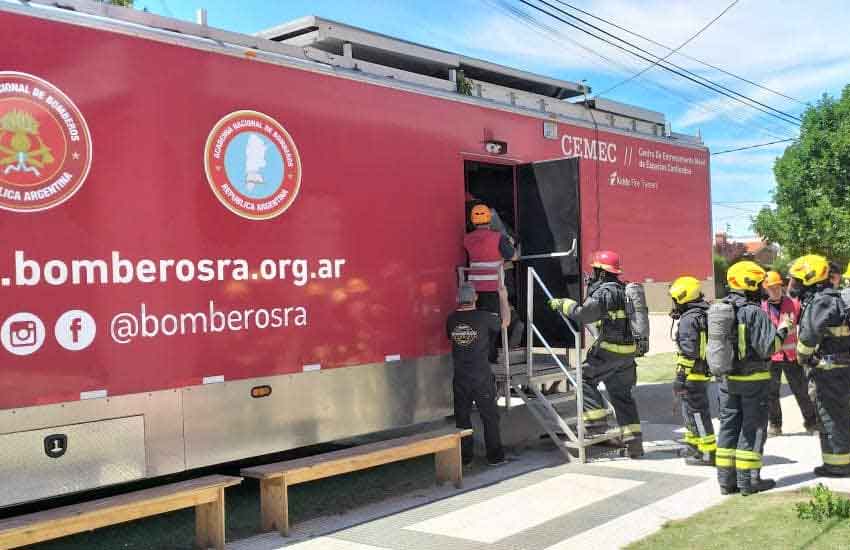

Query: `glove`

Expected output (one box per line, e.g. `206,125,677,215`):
548,298,577,316
778,312,795,332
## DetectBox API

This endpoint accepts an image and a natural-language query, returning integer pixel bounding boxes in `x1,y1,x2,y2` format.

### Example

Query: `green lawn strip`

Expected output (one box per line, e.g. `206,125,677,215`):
27,455,437,550
636,352,677,384
627,491,850,550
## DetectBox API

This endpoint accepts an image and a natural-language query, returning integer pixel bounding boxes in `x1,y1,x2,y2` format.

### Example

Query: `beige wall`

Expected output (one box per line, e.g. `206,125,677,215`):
643,278,715,313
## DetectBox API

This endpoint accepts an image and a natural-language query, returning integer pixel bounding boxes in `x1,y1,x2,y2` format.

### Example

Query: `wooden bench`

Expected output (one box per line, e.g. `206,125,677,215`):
0,475,242,550
241,427,472,536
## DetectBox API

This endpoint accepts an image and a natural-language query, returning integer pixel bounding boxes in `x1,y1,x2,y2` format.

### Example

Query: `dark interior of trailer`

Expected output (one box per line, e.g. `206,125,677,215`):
463,159,581,347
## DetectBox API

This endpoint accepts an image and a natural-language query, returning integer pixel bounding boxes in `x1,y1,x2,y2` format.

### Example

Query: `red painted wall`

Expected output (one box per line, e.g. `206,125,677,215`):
0,11,710,409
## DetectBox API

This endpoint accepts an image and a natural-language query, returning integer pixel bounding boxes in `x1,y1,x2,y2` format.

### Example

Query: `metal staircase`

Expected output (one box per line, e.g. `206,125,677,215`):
458,264,624,463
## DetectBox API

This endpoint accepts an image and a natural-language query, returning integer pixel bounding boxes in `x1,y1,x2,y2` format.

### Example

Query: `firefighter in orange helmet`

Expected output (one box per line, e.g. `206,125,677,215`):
463,204,515,362
548,250,644,458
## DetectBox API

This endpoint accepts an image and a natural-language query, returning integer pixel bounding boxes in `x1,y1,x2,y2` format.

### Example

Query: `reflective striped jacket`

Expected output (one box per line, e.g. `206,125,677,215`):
797,288,850,366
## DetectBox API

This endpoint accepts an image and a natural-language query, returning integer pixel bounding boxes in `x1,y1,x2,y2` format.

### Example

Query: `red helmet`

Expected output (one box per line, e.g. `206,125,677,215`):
590,250,623,274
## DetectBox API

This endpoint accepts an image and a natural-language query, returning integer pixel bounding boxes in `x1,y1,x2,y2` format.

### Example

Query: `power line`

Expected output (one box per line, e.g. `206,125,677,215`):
550,0,807,106
711,139,794,155
597,0,739,96
490,0,795,141
517,0,803,126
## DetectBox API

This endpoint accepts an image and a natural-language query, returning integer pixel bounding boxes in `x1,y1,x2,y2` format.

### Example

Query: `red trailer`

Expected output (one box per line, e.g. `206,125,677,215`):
0,0,711,506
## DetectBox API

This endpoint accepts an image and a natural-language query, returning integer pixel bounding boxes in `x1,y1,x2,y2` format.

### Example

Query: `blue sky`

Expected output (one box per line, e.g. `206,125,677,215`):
142,0,850,238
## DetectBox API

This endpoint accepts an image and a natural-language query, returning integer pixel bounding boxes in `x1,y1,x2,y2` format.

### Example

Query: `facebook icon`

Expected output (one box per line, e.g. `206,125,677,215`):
55,310,96,351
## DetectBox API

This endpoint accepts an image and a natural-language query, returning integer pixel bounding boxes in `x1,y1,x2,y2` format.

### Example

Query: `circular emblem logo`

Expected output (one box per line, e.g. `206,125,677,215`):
204,110,302,220
0,72,92,213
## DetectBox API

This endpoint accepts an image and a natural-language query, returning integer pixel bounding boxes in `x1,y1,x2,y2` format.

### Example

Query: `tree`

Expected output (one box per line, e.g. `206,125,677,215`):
754,84,850,266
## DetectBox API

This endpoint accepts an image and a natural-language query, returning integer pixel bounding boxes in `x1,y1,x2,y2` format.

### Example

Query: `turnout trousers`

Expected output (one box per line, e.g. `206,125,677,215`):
681,379,717,461
581,347,641,440
811,367,850,468
453,375,504,464
716,378,770,490
768,360,818,429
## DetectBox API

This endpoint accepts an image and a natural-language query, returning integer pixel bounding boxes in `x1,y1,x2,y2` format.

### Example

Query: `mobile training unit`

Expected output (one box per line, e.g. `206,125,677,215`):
0,0,711,506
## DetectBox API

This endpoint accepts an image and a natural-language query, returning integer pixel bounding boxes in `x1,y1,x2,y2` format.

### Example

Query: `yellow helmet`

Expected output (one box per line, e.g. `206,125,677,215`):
763,270,783,288
669,276,702,305
788,254,829,286
727,260,767,292
470,204,492,225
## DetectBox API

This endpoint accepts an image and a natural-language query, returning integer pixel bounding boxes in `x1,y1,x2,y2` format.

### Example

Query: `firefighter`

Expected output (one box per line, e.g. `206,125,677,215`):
790,255,850,477
464,204,516,362
669,276,716,466
762,270,818,436
548,250,643,458
715,261,792,495
446,283,507,466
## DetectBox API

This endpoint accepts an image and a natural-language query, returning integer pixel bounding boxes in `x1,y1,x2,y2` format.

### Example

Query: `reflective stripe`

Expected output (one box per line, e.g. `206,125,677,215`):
621,424,641,436
698,435,717,454
468,274,499,281
736,458,762,470
699,331,707,361
736,450,761,461
687,373,711,382
683,430,699,445
817,362,850,370
715,448,735,468
798,341,818,355
737,323,747,360
583,409,609,421
782,342,796,351
600,341,637,354
470,261,503,268
823,453,850,466
607,309,627,320
677,356,695,367
728,371,772,381
828,326,850,337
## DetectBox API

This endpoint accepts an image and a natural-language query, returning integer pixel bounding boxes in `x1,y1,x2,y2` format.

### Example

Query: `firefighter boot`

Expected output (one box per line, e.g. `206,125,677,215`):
627,435,644,459
814,464,850,478
740,470,776,496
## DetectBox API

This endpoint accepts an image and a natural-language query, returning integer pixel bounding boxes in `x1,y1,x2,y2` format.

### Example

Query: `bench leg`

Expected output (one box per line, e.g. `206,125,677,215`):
260,477,290,536
435,439,463,489
195,487,226,550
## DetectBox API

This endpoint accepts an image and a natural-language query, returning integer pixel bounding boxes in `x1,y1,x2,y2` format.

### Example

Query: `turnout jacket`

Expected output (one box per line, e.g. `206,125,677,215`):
725,292,781,379
675,300,710,380
797,287,850,367
568,280,635,354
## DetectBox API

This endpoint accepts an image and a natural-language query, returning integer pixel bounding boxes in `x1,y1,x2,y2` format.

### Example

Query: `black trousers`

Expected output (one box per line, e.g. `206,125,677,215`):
476,291,501,363
716,378,769,490
768,360,817,428
812,367,850,467
581,348,641,439
454,375,504,463
680,379,716,460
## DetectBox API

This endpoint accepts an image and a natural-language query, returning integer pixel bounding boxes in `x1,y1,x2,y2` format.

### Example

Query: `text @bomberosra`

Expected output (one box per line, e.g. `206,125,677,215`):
0,253,347,355
2,251,346,288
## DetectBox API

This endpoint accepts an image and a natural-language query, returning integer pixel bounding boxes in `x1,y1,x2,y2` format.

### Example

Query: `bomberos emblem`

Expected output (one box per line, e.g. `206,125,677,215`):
204,110,302,220
0,72,92,212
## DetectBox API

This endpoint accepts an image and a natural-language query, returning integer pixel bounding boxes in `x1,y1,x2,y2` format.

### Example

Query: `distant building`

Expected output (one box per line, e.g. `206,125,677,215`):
714,233,779,265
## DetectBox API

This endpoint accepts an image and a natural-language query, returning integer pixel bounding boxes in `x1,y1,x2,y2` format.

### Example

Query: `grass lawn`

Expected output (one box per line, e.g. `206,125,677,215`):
627,490,850,550
636,352,677,384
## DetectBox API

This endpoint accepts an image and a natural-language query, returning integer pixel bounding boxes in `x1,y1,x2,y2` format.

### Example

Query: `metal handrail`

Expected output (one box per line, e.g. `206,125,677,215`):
526,266,586,448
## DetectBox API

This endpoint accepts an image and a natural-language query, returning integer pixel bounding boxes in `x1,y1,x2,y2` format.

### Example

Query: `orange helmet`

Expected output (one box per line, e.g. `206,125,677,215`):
470,204,492,226
590,250,623,274
763,270,783,288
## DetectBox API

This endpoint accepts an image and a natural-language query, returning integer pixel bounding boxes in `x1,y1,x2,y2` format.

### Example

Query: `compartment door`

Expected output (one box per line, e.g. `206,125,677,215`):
516,158,581,347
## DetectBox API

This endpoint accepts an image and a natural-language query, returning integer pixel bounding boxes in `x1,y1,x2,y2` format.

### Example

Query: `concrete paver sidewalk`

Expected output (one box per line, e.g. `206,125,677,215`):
229,391,839,550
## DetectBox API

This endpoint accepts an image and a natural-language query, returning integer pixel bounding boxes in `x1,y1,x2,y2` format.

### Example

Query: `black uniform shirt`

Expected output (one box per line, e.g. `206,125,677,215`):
446,308,500,381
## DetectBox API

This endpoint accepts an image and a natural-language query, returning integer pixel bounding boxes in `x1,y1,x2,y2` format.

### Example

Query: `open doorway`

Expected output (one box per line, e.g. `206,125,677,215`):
464,160,516,236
